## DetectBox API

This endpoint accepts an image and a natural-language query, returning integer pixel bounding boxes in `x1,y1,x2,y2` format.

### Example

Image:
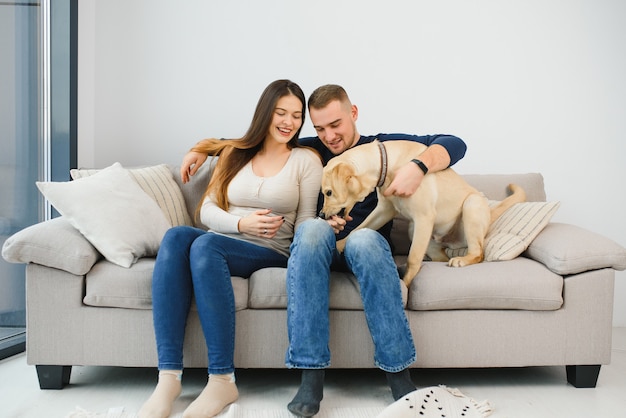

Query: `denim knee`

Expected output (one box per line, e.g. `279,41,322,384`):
161,226,201,248
293,218,335,249
344,228,388,256
343,228,398,283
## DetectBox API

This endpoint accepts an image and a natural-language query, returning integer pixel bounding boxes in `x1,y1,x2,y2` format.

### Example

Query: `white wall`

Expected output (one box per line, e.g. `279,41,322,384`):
78,0,626,325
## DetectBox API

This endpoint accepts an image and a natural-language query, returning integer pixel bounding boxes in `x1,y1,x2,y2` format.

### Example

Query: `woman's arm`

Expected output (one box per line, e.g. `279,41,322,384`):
200,196,241,233
293,151,323,231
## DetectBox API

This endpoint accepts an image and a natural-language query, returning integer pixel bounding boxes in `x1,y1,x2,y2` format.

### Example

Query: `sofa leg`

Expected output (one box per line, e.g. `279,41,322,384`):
36,365,72,389
566,365,601,388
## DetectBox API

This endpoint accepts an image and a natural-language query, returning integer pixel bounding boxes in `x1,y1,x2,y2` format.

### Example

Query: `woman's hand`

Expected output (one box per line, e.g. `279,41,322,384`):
238,209,284,238
180,151,208,184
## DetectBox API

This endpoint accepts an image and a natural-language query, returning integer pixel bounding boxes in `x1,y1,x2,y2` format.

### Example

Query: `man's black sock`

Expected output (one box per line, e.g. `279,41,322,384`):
386,368,416,400
287,369,325,417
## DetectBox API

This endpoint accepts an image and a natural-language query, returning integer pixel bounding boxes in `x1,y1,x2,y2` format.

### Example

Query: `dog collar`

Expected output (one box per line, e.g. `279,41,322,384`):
376,141,388,188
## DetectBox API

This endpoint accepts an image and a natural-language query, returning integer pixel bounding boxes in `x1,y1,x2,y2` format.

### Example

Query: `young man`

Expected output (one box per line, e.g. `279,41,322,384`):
180,84,467,417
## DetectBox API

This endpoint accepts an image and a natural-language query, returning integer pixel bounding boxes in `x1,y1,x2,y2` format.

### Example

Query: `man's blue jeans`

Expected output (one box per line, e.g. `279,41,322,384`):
152,226,287,374
285,218,416,372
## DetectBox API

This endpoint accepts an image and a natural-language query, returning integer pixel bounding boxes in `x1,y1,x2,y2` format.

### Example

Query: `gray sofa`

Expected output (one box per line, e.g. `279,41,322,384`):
3,162,626,390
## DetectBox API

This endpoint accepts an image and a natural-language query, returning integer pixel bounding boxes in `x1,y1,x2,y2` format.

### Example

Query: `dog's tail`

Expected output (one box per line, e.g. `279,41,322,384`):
489,184,526,223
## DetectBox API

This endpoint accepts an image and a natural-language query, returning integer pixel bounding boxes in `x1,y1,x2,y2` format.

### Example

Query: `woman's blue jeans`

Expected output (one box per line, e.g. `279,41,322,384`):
152,226,287,374
285,218,416,372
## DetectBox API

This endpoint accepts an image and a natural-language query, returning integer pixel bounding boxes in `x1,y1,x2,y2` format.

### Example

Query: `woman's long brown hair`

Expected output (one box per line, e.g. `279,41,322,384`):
192,80,306,218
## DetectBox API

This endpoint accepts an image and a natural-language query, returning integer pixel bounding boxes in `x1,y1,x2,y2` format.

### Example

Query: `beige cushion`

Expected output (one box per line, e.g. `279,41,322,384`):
408,258,563,311
525,222,626,274
36,162,171,268
83,258,249,311
1,217,100,275
71,164,192,227
248,267,408,310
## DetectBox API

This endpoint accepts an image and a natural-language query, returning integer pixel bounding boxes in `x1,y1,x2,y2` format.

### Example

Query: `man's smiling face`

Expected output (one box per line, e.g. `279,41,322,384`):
309,99,359,155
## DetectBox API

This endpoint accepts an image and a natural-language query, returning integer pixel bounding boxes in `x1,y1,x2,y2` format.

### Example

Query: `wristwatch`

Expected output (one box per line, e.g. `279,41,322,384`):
411,159,429,175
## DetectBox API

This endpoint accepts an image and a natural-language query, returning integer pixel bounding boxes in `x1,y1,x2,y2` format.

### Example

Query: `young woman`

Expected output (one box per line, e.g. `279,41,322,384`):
139,80,322,418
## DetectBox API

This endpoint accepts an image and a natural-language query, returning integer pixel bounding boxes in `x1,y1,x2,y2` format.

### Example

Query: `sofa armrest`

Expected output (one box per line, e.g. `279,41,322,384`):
524,222,626,275
2,216,101,276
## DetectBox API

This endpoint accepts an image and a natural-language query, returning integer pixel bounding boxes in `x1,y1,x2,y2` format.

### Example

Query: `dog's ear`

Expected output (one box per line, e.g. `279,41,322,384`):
335,162,355,179
334,163,353,179
334,164,361,192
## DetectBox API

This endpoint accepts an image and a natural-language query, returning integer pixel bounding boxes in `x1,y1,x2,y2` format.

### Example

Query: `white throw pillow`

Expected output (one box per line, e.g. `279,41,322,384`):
71,164,192,227
445,201,560,262
37,162,171,268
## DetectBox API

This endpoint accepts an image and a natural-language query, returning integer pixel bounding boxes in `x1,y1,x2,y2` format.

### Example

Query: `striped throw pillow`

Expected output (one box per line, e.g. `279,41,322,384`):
71,164,192,227
483,201,560,261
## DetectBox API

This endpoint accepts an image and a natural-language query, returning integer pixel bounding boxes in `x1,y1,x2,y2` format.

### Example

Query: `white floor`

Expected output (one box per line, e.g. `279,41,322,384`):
2,328,626,418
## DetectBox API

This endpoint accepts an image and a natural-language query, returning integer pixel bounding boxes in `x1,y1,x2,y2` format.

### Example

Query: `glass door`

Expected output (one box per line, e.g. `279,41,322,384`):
0,0,41,360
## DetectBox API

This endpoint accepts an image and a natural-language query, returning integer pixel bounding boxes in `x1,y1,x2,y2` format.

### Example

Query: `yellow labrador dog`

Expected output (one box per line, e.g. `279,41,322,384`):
320,140,526,287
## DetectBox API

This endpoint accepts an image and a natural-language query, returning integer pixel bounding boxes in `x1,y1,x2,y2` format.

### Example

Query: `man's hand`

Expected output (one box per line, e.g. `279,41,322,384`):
383,162,424,197
326,215,352,234
180,151,208,184
383,143,450,198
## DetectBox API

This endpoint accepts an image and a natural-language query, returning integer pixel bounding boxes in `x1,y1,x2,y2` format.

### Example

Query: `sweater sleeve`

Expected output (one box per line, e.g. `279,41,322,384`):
200,196,241,233
428,134,467,167
293,150,323,232
377,133,467,167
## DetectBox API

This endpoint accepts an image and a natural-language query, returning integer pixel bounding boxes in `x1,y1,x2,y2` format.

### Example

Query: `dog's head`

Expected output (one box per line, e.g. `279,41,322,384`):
319,160,370,220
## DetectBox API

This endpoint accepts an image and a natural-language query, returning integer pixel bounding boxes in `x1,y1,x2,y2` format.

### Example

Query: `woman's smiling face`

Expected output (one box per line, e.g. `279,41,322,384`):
267,94,303,144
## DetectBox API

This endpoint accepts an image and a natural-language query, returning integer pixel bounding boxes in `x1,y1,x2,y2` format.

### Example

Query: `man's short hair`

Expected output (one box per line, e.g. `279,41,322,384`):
308,84,350,110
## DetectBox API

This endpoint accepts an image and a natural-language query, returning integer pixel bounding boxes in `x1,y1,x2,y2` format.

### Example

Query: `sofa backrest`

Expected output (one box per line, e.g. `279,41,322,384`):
169,157,218,229
462,173,546,202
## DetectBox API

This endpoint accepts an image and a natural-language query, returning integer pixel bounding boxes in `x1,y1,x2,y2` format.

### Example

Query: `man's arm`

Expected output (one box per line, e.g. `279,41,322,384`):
180,150,208,184
179,138,220,184
381,134,466,197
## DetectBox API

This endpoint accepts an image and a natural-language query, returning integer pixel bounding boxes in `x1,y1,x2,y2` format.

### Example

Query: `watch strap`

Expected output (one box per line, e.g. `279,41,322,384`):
411,158,429,175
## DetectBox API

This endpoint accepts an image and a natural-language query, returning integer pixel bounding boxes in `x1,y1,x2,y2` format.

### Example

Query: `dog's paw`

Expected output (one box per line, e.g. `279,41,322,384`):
448,255,482,267
448,257,467,267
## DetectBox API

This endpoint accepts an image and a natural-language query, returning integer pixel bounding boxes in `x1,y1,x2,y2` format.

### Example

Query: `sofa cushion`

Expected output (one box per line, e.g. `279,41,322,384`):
1,216,101,276
83,258,249,311
525,222,626,275
407,258,563,311
84,258,155,308
248,267,409,310
71,164,192,227
36,163,171,268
